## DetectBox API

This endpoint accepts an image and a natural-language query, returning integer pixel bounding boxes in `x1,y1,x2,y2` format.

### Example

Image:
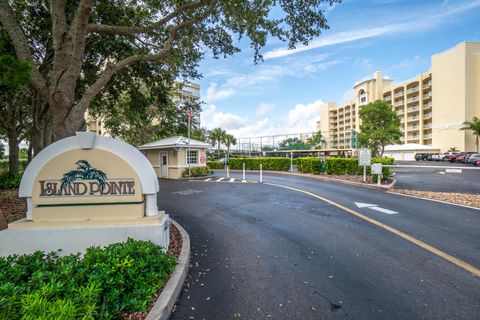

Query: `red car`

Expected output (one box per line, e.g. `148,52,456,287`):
455,154,466,163
476,159,480,167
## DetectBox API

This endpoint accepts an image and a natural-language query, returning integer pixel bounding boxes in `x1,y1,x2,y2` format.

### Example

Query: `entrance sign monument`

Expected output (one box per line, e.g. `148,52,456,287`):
0,132,169,256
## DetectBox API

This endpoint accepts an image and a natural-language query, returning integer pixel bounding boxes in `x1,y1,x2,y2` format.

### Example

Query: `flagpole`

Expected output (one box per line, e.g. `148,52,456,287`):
188,108,191,177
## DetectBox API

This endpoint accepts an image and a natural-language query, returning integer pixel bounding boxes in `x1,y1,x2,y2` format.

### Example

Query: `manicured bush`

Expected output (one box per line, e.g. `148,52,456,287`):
182,166,211,177
0,239,176,320
229,157,292,171
206,161,224,169
297,157,324,174
297,157,393,180
0,171,23,189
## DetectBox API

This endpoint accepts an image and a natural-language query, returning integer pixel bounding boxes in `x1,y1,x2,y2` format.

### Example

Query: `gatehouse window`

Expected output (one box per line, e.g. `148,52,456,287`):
187,150,198,164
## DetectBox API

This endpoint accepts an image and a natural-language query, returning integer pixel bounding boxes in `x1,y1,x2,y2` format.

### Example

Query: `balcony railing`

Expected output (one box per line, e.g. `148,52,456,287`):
394,100,405,106
424,113,432,119
407,107,419,113
407,117,419,122
407,97,419,103
423,92,432,99
407,87,419,94
423,102,432,109
423,134,432,139
394,92,404,98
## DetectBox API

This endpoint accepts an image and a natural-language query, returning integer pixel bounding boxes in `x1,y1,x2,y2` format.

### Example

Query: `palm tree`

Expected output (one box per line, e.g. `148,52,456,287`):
210,128,226,159
61,160,108,192
224,134,237,160
460,116,480,152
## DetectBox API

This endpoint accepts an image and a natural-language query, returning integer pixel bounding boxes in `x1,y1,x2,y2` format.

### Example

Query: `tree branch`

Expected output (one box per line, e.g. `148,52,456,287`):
50,0,67,52
66,0,94,82
75,2,215,119
87,0,210,36
0,0,48,95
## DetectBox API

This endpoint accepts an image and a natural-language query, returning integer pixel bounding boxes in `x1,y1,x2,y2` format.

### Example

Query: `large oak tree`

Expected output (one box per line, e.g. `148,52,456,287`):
0,0,339,144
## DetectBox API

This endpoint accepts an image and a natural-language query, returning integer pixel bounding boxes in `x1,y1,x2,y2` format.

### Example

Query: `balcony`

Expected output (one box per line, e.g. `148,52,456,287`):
407,126,419,131
407,106,419,113
394,100,405,106
423,133,432,139
424,113,432,119
407,96,419,104
423,102,432,109
423,92,432,100
406,87,419,94
423,82,432,89
423,124,432,129
407,117,419,122
397,110,405,116
384,95,392,101
400,118,405,124
394,91,404,98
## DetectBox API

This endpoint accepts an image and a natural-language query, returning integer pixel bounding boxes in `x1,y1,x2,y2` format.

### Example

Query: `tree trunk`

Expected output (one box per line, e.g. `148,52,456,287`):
7,129,19,174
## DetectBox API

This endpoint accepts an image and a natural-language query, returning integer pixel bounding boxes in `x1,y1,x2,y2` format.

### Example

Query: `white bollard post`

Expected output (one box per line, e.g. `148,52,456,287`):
363,165,366,182
242,163,246,182
377,174,381,186
290,152,293,173
260,164,263,183
227,165,230,178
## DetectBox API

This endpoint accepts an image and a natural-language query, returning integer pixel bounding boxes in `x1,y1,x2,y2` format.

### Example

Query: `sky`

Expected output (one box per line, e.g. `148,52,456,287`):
197,0,480,139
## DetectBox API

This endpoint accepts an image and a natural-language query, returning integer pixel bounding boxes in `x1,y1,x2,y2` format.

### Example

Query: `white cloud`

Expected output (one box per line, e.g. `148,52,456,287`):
205,82,235,101
200,99,323,138
263,0,480,60
204,56,341,102
256,103,275,117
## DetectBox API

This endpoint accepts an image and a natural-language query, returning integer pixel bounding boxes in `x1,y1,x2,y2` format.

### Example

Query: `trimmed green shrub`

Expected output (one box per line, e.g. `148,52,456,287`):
297,157,324,174
182,166,211,177
297,157,393,180
0,239,176,320
206,161,224,169
229,157,292,171
0,171,23,189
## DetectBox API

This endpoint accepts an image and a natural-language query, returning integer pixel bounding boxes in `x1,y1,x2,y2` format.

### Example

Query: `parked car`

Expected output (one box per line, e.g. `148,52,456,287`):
415,153,429,161
455,154,466,163
466,153,480,164
463,152,479,163
475,159,480,167
448,152,464,162
431,153,444,161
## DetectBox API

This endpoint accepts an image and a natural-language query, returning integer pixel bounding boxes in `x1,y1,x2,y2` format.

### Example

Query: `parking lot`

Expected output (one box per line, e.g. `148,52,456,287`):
391,160,480,194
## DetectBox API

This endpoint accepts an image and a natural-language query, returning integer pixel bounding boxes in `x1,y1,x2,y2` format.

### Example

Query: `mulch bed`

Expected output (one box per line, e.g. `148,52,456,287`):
0,188,26,223
390,189,480,208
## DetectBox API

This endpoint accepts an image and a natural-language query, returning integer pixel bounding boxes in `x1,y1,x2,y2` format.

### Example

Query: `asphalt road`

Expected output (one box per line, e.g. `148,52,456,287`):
158,173,480,320
390,161,480,194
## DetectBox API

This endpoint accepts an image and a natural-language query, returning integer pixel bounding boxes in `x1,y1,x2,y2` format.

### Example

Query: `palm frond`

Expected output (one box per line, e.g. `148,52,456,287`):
75,160,91,172
86,169,108,192
60,170,85,190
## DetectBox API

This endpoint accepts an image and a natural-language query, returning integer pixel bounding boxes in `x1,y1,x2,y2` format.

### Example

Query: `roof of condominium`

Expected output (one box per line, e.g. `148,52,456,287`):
139,136,213,150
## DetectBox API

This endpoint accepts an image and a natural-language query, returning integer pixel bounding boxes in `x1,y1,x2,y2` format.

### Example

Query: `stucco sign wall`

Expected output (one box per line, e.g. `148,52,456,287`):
1,132,168,257
20,132,159,222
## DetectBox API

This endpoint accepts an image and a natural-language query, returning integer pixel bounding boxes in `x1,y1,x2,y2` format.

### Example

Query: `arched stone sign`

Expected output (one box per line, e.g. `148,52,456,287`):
0,132,169,257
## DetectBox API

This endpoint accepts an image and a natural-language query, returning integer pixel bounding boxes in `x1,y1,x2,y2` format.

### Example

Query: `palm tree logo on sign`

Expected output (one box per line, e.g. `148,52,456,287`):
60,160,108,192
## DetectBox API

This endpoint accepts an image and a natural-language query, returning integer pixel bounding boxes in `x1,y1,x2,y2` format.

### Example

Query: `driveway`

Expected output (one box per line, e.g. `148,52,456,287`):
157,173,480,319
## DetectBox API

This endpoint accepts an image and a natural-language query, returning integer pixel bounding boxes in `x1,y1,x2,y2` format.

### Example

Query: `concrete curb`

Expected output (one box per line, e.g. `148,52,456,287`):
215,169,396,191
146,219,190,320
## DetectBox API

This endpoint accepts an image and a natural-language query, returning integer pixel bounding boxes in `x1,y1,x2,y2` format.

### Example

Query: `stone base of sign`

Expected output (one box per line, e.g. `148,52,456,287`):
0,212,170,257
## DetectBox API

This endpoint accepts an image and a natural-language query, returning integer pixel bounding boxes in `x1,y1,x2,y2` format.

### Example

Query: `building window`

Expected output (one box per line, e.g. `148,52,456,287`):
187,150,198,164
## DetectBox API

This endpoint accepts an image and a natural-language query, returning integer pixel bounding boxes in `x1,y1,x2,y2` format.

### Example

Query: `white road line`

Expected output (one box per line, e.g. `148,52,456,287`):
229,178,235,182
241,180,247,183
216,177,225,182
205,178,212,182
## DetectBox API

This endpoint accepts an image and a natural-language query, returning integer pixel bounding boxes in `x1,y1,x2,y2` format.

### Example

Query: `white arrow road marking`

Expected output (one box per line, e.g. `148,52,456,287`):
354,202,378,208
216,177,225,182
229,178,235,182
354,202,398,215
205,178,212,182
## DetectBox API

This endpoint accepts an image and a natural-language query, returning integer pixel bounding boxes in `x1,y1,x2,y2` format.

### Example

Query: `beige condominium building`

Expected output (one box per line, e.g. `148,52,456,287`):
85,82,201,136
318,41,480,153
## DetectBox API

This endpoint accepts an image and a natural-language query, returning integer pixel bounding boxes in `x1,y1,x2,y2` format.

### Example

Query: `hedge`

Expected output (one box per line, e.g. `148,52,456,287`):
206,161,224,169
0,239,176,320
228,157,294,171
0,159,28,172
182,166,211,177
297,157,394,179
